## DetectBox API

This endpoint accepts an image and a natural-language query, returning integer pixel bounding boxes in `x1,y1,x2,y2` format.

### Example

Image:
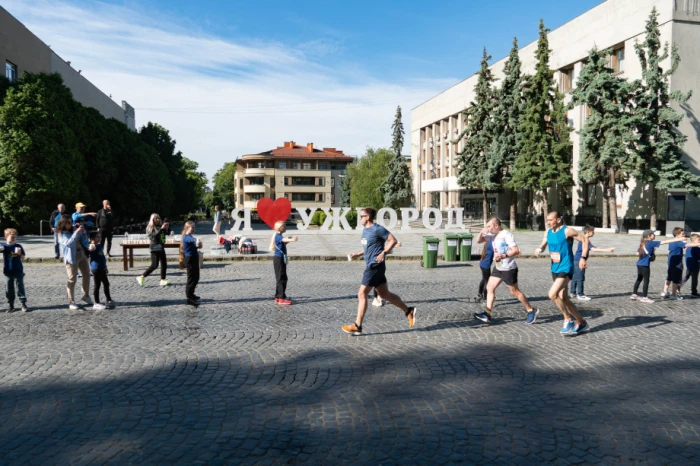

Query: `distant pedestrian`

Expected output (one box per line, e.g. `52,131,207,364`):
661,227,689,300
136,214,170,287
49,203,66,260
72,202,96,231
569,225,615,301
631,230,685,303
181,221,202,306
474,217,537,324
96,199,115,257
58,216,91,310
1,228,28,312
342,207,416,335
269,220,298,305
683,233,700,297
213,205,222,237
475,227,494,303
88,231,113,310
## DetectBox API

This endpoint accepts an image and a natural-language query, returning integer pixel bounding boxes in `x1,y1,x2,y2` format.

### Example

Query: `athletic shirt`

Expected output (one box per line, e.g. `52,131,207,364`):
546,225,574,274
637,240,660,267
485,230,517,271
668,242,685,270
479,240,494,269
361,223,390,268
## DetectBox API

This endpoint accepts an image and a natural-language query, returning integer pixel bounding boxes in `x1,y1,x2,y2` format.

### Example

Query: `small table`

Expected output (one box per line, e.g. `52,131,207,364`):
120,242,182,271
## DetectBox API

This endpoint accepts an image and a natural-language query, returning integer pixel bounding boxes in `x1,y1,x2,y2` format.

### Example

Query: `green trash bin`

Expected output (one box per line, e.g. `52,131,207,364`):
444,233,459,262
422,237,440,268
459,233,474,262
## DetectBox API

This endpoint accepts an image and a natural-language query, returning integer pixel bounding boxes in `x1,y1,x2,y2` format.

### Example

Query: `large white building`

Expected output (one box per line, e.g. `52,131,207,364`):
411,0,700,231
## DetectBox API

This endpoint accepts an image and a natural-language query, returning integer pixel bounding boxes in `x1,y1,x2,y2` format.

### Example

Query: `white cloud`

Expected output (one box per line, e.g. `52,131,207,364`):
3,0,455,181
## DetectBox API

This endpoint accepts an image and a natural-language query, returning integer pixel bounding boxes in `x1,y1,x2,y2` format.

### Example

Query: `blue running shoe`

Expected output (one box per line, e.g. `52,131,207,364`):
569,320,589,335
525,309,540,324
560,320,575,334
474,312,492,324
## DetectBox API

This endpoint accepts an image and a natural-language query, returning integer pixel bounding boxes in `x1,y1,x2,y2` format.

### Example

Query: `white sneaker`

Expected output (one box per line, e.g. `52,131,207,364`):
81,295,92,305
577,295,592,301
93,303,106,310
160,279,170,287
136,276,145,287
670,295,683,301
660,292,670,299
372,297,384,307
630,294,639,300
639,297,655,303
69,302,79,310
569,293,577,299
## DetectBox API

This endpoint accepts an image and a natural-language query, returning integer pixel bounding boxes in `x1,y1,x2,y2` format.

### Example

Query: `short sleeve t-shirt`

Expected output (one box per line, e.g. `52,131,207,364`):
274,233,287,258
667,242,685,269
2,243,24,277
574,241,595,261
361,223,390,267
479,241,494,269
486,230,518,271
182,235,199,257
637,240,661,267
89,244,107,271
687,244,700,269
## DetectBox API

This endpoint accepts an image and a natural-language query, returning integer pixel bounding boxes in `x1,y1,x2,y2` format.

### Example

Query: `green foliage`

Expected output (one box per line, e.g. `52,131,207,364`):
510,20,573,197
212,162,237,210
633,7,700,195
311,209,325,226
348,147,393,208
339,173,351,206
345,209,358,228
380,106,413,209
456,48,498,192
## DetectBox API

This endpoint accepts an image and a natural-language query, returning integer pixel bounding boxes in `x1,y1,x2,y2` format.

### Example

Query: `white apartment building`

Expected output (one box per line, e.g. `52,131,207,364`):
411,0,700,231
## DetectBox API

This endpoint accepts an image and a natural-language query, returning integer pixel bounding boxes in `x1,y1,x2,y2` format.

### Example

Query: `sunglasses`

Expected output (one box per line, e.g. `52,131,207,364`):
360,214,369,218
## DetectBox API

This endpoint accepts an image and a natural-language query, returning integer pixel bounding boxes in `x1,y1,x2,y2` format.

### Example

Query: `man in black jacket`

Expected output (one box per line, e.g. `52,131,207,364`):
49,203,66,260
96,199,115,257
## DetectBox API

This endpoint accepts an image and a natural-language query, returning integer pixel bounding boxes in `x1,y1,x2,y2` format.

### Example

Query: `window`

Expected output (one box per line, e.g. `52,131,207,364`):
270,194,276,201
302,162,312,170
239,179,244,189
239,195,244,205
319,162,328,169
247,193,263,201
560,67,574,92
565,111,574,128
331,194,335,204
248,177,264,185
278,161,287,169
330,178,335,188
292,177,315,186
292,193,316,201
5,62,17,83
586,184,596,206
612,47,625,74
270,178,276,188
292,162,301,169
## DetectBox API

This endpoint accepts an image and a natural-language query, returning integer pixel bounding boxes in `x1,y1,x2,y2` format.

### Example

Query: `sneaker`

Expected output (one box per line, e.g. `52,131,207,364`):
81,295,92,305
525,309,539,324
660,292,670,299
69,302,79,310
670,295,683,301
136,276,145,287
691,292,700,298
372,297,384,307
93,303,106,310
639,297,655,303
341,323,362,335
7,305,14,313
560,320,575,334
274,298,280,304
20,304,28,312
107,301,115,308
474,312,492,324
186,298,199,306
630,294,639,300
278,298,292,305
577,295,592,301
569,320,589,335
160,279,170,287
193,295,201,301
406,307,416,328
569,293,577,299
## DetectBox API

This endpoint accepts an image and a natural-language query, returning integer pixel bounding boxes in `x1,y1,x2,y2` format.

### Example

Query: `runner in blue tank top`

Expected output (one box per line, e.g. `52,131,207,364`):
535,211,591,336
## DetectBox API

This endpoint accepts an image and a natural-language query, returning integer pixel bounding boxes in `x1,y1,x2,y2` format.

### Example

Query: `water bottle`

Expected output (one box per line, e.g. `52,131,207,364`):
124,232,129,244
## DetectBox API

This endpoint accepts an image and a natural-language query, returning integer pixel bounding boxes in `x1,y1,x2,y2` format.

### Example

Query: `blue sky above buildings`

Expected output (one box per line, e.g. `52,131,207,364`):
6,0,603,181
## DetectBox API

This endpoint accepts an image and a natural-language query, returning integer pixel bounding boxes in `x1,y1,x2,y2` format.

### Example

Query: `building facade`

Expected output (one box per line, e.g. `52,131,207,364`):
0,6,135,130
234,142,354,212
411,0,700,230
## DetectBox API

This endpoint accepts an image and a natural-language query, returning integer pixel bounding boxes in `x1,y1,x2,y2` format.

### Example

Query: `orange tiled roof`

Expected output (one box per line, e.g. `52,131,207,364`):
257,141,354,161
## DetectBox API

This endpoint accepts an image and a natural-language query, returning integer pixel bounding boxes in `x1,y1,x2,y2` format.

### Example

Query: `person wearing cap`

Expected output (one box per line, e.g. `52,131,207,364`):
631,229,686,303
72,203,97,231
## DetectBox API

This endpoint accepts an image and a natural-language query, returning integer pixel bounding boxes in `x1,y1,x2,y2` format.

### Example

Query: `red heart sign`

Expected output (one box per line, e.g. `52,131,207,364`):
257,197,292,229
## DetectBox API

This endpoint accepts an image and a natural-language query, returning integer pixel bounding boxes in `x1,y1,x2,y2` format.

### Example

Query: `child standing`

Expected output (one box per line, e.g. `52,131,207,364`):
270,220,298,305
631,229,685,303
476,227,494,303
570,225,615,301
682,233,700,297
1,228,28,312
661,227,688,300
181,221,202,306
137,213,170,287
88,231,113,310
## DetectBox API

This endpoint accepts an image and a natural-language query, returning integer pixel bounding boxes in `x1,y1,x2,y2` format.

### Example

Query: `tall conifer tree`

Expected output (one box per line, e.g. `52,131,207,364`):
456,48,497,225
381,106,413,209
510,20,572,220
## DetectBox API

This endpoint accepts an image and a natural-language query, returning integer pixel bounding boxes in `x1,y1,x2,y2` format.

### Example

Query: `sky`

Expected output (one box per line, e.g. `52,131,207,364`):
4,0,602,183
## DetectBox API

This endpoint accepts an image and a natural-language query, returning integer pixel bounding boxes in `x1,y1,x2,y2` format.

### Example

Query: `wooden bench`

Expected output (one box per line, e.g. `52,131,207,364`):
120,242,182,271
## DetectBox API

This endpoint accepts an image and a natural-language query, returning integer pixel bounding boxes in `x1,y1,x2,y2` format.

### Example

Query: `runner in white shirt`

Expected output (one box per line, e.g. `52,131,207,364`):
474,217,538,324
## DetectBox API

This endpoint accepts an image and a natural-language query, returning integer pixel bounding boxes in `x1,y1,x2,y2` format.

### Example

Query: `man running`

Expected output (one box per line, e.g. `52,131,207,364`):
535,211,590,335
342,207,416,336
474,217,538,324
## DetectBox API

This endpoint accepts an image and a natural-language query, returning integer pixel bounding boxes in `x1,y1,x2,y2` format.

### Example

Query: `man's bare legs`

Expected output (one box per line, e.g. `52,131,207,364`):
549,277,583,323
375,283,409,313
485,276,503,311
505,283,534,312
355,285,371,327
354,283,413,329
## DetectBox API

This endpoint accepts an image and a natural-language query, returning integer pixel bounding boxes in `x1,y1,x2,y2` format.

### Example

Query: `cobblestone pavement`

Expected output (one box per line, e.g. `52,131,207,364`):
1,259,699,465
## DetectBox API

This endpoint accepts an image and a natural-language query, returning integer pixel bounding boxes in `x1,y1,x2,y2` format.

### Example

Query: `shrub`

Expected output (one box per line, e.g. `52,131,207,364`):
311,209,324,226
345,210,358,229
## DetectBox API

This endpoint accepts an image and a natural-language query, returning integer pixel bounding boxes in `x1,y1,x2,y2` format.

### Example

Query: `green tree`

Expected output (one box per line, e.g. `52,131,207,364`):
570,49,643,230
634,7,700,229
455,48,498,225
489,38,523,229
348,147,393,208
212,162,237,210
380,106,413,210
0,73,86,230
510,20,573,220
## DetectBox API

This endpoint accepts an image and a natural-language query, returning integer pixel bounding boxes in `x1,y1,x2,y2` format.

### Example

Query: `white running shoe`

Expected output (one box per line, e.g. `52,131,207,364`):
639,297,655,303
372,297,384,307
630,294,639,300
69,302,79,310
660,292,670,299
160,279,170,286
93,303,106,310
670,295,683,301
577,295,592,301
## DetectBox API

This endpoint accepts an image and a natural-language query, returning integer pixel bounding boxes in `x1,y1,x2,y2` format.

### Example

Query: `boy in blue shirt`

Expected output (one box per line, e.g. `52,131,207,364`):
632,230,685,303
683,233,700,297
88,231,113,310
2,228,28,312
569,225,615,301
662,227,688,300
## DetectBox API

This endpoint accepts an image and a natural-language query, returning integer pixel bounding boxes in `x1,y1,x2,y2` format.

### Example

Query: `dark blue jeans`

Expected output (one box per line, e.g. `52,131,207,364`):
5,274,26,308
54,232,60,258
570,262,586,296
